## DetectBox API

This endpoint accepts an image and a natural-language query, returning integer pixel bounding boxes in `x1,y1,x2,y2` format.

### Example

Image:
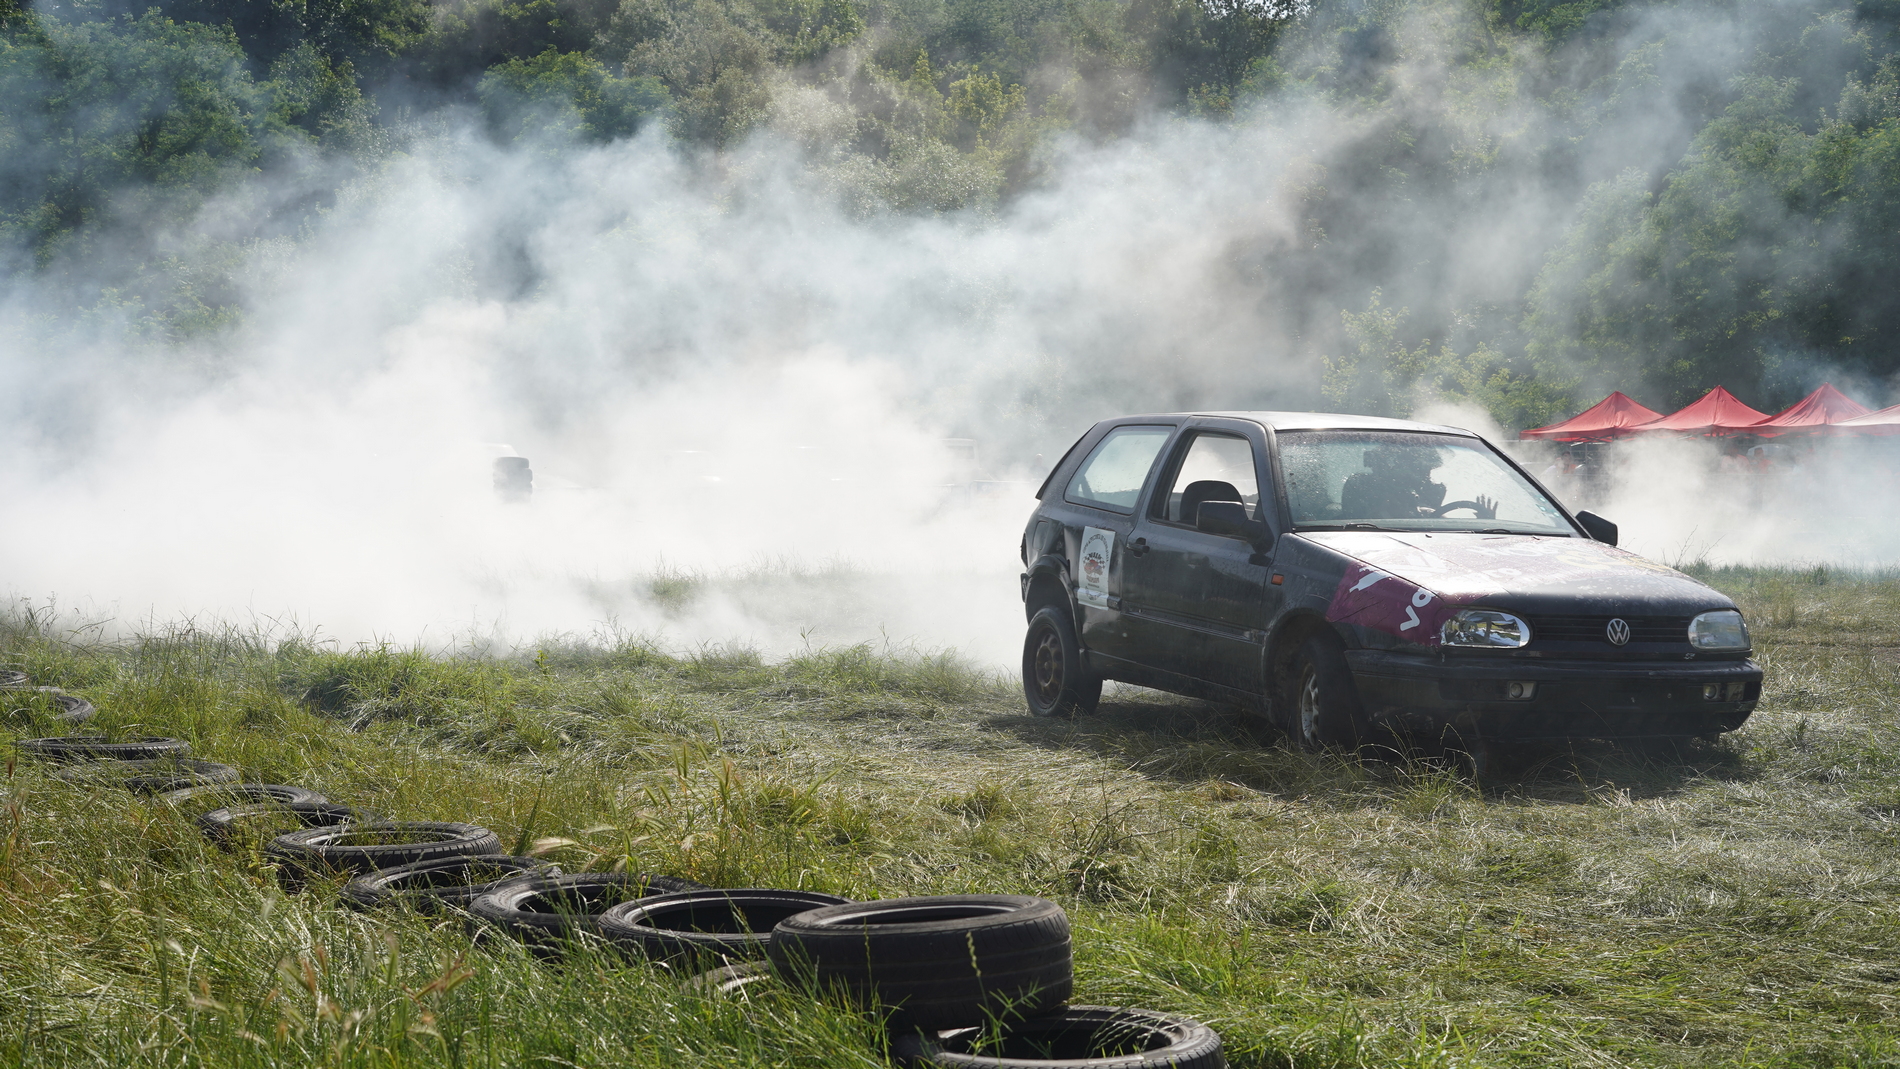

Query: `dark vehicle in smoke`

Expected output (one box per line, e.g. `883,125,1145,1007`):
480,444,533,502
1018,413,1762,750
494,456,533,502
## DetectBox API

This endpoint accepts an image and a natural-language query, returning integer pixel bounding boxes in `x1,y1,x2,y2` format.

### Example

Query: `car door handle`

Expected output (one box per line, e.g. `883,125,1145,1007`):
1127,538,1150,556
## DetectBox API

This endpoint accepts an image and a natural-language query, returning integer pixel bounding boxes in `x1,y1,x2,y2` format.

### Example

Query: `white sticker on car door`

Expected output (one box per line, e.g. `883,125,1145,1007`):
1077,527,1116,607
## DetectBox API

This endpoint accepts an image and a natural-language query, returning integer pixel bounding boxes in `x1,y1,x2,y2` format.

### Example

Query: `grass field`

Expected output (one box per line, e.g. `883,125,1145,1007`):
1,566,1897,1068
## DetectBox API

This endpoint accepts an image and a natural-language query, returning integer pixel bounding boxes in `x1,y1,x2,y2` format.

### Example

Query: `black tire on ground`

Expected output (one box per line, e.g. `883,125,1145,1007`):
892,1006,1226,1069
767,894,1073,1030
265,822,503,876
17,736,189,763
686,960,773,998
44,693,95,724
1022,606,1101,719
469,873,709,945
197,803,361,844
55,758,239,794
1286,632,1368,752
160,783,329,808
340,855,557,912
598,889,853,961
0,670,26,689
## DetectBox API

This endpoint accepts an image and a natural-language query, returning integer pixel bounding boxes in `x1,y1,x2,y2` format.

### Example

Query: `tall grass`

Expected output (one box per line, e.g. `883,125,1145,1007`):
2,567,1898,1066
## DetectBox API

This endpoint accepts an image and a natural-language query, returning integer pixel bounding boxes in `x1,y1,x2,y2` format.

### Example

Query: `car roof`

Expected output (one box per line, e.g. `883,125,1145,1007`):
1110,412,1483,436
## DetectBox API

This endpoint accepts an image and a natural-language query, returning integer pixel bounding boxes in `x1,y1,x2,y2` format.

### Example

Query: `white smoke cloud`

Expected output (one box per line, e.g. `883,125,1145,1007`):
1581,435,1900,568
2,0,1893,666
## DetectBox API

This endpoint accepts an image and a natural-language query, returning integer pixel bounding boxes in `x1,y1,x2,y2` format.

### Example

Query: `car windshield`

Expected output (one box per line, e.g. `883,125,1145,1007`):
1277,430,1573,535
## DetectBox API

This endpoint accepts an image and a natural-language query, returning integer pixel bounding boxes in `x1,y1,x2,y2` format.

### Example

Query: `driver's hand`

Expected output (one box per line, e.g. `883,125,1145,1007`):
1476,494,1498,519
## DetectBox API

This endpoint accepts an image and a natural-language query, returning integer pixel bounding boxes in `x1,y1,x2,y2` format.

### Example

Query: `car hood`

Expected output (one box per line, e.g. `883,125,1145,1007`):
1300,532,1734,641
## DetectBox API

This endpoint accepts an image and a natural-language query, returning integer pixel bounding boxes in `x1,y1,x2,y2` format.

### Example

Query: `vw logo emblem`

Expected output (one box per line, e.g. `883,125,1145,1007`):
1605,618,1632,646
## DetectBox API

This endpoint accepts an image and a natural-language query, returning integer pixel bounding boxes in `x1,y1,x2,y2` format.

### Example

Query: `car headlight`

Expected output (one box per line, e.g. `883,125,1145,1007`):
1688,610,1749,650
1440,609,1531,648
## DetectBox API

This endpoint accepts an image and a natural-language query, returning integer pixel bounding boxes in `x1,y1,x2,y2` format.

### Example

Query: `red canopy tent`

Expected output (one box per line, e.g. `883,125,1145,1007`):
1834,402,1900,436
1629,386,1771,436
1746,383,1871,436
1518,391,1663,441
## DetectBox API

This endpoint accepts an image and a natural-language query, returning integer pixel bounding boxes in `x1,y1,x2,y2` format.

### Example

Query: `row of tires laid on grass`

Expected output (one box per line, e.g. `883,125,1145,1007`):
1,672,1224,1069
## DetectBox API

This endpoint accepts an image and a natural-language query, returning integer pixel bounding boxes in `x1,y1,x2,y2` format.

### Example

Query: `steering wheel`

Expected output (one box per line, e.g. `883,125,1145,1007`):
1430,500,1490,517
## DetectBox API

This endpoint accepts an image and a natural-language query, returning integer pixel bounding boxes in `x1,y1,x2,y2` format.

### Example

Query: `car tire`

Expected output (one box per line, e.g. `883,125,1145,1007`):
1288,633,1367,752
686,960,773,998
43,693,95,724
17,736,189,763
341,854,557,912
468,872,709,945
892,1005,1226,1069
767,894,1072,1030
1022,606,1101,719
598,888,853,961
265,822,503,876
161,783,329,808
0,670,26,689
55,758,239,793
197,803,362,844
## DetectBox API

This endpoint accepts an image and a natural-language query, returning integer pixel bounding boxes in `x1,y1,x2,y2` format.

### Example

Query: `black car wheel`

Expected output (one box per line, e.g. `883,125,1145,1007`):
1289,633,1366,752
1022,606,1101,719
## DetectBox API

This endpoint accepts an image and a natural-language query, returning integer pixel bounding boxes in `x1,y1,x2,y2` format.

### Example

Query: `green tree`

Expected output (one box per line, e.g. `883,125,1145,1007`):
0,11,372,333
1329,292,1573,428
1525,42,1900,409
1,13,267,261
479,47,669,140
411,0,620,87
752,0,862,64
136,0,431,72
265,41,377,148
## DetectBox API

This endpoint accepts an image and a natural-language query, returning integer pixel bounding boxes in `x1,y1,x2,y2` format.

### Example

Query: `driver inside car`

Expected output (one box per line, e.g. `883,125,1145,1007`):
1340,446,1497,520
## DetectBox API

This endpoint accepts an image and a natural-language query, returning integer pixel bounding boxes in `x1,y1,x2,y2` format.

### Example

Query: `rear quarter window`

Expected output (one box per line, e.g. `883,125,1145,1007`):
1064,426,1172,513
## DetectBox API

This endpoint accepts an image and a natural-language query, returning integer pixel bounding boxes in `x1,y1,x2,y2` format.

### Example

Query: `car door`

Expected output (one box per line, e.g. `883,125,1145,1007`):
1119,419,1282,695
1052,422,1181,669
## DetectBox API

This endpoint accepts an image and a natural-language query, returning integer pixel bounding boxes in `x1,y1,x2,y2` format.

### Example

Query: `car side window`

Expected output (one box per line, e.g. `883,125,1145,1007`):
1064,426,1172,513
1151,433,1260,525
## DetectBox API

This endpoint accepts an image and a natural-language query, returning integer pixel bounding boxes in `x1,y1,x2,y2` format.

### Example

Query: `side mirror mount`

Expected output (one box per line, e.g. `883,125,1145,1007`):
1196,501,1274,551
1575,510,1618,546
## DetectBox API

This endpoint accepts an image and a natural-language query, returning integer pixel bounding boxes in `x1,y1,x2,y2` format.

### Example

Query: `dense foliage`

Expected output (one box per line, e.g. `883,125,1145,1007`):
1523,4,1900,410
3,0,1900,424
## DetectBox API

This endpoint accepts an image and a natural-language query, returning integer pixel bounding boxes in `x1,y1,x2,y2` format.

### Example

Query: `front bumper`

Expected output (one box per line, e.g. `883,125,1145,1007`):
1344,650,1763,741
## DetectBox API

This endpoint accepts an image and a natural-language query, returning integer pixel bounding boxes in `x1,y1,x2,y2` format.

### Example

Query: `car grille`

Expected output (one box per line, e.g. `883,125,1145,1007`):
1525,615,1691,645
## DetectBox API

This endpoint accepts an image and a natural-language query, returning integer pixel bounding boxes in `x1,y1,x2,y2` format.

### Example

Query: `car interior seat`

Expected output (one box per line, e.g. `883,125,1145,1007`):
1178,480,1245,524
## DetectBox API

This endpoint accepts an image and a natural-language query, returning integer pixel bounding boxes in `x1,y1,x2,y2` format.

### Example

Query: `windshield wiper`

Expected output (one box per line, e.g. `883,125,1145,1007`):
1300,522,1399,532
